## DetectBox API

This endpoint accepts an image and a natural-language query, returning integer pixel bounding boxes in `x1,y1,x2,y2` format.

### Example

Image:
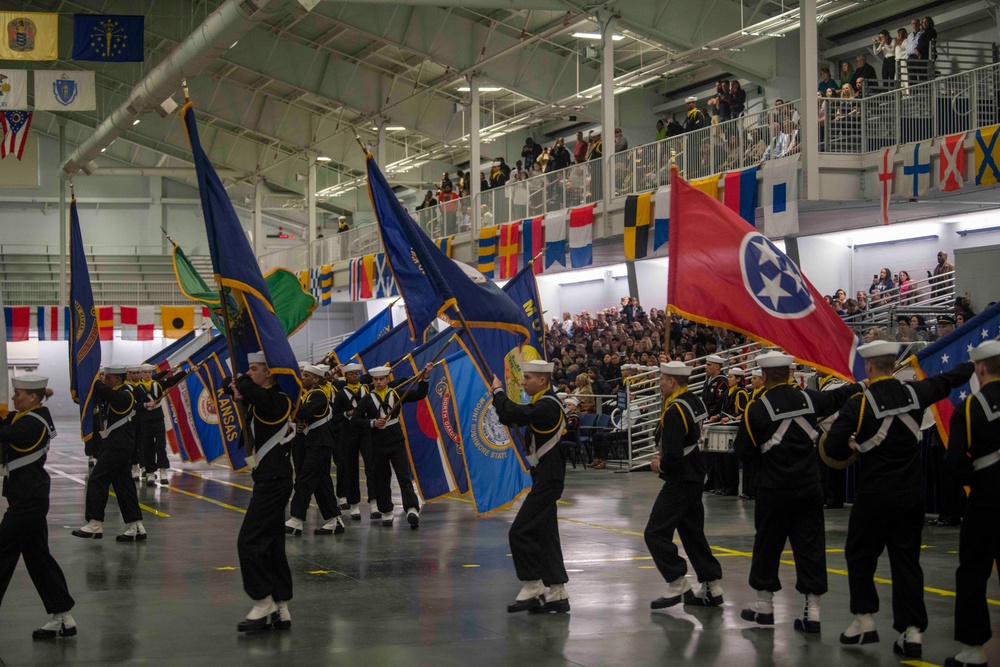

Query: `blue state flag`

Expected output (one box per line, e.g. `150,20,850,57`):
198,352,248,471
145,329,198,366
68,198,102,442
184,101,302,410
72,15,144,62
443,350,532,516
357,321,417,371
501,264,546,358
333,305,393,365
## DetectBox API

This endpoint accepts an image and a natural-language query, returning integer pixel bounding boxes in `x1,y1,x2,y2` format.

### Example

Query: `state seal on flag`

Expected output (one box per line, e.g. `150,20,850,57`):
740,232,815,320
471,397,512,456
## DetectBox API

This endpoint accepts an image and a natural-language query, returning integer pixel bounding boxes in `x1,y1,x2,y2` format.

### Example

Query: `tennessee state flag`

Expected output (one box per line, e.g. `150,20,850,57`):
668,171,860,381
499,222,520,279
521,217,543,274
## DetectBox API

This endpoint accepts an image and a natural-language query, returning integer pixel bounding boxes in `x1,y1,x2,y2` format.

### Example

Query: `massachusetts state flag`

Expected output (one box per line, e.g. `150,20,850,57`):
939,132,965,192
762,156,798,237
521,217,544,274
120,305,154,341
36,306,69,341
478,226,498,278
544,209,567,269
97,306,114,340
668,171,860,381
499,222,520,279
909,300,1000,443
623,193,651,260
569,204,595,268
4,306,29,342
653,185,669,251
724,166,759,226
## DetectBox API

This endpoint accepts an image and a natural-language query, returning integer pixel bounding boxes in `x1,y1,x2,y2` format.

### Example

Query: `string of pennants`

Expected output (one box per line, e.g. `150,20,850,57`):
3,305,211,342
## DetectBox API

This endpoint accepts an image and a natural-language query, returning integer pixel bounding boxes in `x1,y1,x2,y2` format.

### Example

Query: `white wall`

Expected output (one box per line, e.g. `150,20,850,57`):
535,258,669,323
798,236,854,296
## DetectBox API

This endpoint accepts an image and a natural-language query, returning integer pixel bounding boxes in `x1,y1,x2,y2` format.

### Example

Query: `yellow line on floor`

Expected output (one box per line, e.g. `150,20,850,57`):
172,468,253,492
47,465,170,518
161,485,246,514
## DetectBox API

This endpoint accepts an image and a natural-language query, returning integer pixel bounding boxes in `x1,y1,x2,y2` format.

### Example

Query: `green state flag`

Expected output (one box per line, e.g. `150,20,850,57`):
171,244,315,336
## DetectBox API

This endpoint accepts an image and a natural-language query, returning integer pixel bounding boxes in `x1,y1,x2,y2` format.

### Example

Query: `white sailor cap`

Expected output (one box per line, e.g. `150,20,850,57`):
564,396,581,407
729,368,745,377
12,374,47,390
341,363,362,373
750,368,763,378
705,354,725,365
686,96,698,103
247,352,267,365
140,364,156,372
303,364,325,377
970,340,1000,362
556,392,568,400
621,364,635,371
127,365,142,373
316,364,331,374
756,351,795,368
660,361,693,377
105,365,128,376
857,340,900,359
368,365,392,378
523,360,555,373
297,360,309,369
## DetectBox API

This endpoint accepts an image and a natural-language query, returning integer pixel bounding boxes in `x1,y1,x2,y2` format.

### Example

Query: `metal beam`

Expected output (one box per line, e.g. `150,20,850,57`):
328,0,565,7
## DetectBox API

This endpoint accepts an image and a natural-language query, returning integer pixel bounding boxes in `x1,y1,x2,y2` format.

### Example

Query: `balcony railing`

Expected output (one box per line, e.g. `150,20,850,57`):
2,280,188,306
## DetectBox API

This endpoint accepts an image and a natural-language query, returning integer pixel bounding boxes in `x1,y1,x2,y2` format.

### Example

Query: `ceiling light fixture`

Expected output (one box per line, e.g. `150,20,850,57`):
132,119,140,126
316,156,332,162
457,86,503,92
572,32,625,41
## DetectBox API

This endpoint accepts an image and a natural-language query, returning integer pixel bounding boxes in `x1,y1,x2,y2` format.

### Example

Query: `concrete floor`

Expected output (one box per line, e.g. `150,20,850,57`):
0,419,997,666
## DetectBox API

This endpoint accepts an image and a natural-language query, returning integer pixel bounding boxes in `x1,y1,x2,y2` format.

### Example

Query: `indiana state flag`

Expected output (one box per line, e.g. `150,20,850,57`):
72,14,144,62
333,305,393,365
183,101,301,408
909,300,1000,443
68,197,102,442
443,349,531,515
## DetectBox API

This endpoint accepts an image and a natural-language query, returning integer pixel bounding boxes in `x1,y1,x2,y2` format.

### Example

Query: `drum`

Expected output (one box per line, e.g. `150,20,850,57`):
703,425,737,453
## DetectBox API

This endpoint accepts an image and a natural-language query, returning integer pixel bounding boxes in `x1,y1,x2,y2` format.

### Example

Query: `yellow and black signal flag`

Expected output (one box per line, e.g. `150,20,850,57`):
623,193,652,260
161,305,194,339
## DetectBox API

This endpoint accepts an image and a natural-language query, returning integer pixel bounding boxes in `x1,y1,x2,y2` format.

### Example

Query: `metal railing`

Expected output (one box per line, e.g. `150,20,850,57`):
2,280,188,306
478,160,603,228
842,270,955,330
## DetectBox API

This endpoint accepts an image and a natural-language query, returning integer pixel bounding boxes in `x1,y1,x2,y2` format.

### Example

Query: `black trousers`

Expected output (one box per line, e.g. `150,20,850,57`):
645,479,723,583
84,433,102,459
372,439,420,513
846,492,927,632
509,478,568,586
930,438,965,519
238,477,293,602
820,451,846,505
291,438,306,480
339,429,375,505
954,505,1000,645
138,417,168,473
712,453,739,493
742,459,758,497
289,447,339,521
750,485,827,595
86,445,142,523
0,498,75,614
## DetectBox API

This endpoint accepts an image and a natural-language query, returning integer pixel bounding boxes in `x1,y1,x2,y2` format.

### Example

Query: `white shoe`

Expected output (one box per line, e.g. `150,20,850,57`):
651,576,692,609
116,521,147,542
145,472,157,487
895,626,923,658
284,517,304,536
131,465,140,481
684,579,724,607
71,520,103,539
272,601,291,630
794,593,821,633
316,517,345,535
406,508,420,529
338,497,349,510
32,612,77,640
953,644,987,666
840,613,878,645
740,590,774,625
238,596,277,633
350,505,361,520
516,580,544,601
381,511,394,526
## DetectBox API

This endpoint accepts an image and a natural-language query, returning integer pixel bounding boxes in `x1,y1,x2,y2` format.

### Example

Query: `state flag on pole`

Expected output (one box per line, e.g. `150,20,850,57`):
878,147,895,224
899,141,931,197
478,226,498,278
499,222,520,279
974,124,1000,186
521,217,544,275
544,209,567,269
569,204,595,268
939,132,966,192
724,166,759,226
762,157,799,237
623,193,651,260
33,71,97,112
668,171,860,381
36,306,69,340
71,14,145,62
0,110,32,160
120,305,154,341
0,70,28,110
4,306,29,342
97,306,114,340
0,12,58,60
653,185,670,251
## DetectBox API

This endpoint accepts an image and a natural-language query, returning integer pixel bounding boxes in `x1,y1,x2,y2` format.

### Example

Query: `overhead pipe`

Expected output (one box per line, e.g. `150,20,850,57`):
59,0,301,177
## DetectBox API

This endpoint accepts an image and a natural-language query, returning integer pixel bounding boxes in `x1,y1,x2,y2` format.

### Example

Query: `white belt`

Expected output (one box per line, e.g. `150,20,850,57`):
527,425,564,467
1,444,50,476
304,412,332,434
855,413,920,453
972,450,1000,472
246,420,294,469
683,444,696,456
761,417,819,454
100,412,134,440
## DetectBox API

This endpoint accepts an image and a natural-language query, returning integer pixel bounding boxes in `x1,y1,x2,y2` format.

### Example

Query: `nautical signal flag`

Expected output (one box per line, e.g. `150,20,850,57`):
499,222,520,279
120,306,154,341
544,209,567,269
97,306,114,341
521,217,544,274
36,306,69,341
350,257,372,301
71,14,144,62
762,156,799,237
0,12,58,60
667,171,860,381
877,146,895,224
161,305,194,339
974,124,1000,186
723,166,759,226
690,175,720,199
478,226,498,278
436,235,454,258
0,69,28,110
4,306,29,342
899,141,931,197
623,193,651,260
569,204,595,268
1,110,32,160
653,185,669,251
939,132,966,192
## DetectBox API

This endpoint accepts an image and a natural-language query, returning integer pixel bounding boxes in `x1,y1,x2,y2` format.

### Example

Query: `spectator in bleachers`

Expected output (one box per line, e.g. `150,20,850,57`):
683,97,706,133
416,190,437,211
870,267,895,305
898,270,915,304
589,132,603,160
894,28,910,88
865,326,886,343
655,119,667,141
915,16,936,62
709,80,732,122
896,315,918,342
844,299,861,317
521,138,542,170
479,171,490,192
838,61,854,88
439,172,453,192
551,138,573,171
665,116,684,137
572,373,596,414
855,290,869,312
870,30,895,85
510,161,526,180
480,204,494,227
905,18,921,59
574,131,589,164
536,147,550,173
851,54,878,93
614,128,628,153
730,81,746,118
818,67,840,96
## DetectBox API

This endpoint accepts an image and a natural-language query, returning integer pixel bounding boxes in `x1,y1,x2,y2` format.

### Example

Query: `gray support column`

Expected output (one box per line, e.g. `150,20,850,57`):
799,0,820,200
151,176,165,253
308,156,317,265
600,13,615,232
626,261,639,300
58,119,68,306
376,119,387,167
253,179,264,257
469,74,481,233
